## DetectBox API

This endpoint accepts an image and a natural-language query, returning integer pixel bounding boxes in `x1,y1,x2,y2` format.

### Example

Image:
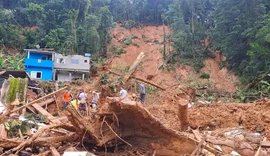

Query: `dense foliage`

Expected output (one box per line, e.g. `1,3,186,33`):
1,0,270,91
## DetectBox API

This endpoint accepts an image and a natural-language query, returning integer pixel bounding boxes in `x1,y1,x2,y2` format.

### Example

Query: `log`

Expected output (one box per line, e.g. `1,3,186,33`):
1,123,72,155
178,103,188,131
50,146,60,156
109,70,165,90
0,87,66,120
122,52,145,83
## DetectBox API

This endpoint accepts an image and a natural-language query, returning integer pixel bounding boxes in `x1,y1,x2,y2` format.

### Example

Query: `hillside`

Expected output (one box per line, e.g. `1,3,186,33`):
108,24,239,94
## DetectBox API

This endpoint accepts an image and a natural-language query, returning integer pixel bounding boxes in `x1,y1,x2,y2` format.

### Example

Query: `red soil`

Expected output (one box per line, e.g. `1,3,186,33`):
108,24,239,93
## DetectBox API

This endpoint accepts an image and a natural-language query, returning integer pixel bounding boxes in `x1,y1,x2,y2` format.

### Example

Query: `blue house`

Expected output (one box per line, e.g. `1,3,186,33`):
24,49,55,80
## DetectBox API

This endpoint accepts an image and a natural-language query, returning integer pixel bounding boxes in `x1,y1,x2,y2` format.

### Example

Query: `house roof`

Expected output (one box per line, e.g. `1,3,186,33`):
24,49,55,54
0,70,31,79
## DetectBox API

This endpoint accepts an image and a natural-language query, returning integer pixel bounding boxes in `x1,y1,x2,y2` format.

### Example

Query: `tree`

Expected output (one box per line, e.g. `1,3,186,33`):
25,3,44,26
98,6,113,57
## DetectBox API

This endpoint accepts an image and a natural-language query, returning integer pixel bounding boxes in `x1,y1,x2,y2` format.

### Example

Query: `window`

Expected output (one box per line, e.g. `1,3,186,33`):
71,59,79,64
41,56,47,60
31,71,42,79
84,60,88,63
57,58,65,64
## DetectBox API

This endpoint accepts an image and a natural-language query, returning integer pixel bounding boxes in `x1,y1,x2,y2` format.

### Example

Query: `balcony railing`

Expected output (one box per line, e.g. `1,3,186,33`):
25,58,53,68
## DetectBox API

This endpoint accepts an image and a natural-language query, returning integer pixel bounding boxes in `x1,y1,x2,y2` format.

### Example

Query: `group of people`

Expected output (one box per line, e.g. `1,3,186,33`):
119,83,146,103
63,89,100,115
62,83,146,115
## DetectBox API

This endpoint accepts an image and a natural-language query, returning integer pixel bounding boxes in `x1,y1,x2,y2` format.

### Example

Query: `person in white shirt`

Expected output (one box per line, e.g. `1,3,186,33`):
91,91,100,110
119,86,128,102
78,89,87,115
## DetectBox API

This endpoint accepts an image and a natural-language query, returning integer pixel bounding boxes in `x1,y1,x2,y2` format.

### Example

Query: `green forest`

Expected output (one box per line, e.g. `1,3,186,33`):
1,0,270,94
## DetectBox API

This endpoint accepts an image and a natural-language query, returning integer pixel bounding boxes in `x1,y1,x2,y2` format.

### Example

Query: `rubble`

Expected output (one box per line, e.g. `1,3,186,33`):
0,73,269,155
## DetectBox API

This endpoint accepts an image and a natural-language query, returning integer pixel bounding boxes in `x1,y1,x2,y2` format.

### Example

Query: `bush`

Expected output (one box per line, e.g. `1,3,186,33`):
110,46,126,56
123,37,132,45
200,73,210,79
101,73,109,84
123,20,136,29
219,60,227,70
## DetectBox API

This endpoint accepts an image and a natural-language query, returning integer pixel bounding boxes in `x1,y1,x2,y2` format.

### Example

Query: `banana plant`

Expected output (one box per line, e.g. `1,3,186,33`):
5,54,25,70
259,80,270,94
0,51,7,69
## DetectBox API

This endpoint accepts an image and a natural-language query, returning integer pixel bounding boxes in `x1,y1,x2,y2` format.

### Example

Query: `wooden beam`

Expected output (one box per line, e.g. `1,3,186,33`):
122,52,145,83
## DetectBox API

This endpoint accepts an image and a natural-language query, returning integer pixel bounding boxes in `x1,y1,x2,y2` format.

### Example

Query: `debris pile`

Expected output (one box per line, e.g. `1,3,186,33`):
0,74,269,155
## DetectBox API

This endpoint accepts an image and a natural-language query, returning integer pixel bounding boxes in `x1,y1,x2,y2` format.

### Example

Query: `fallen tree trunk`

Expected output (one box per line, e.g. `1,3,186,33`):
109,70,165,90
122,52,145,83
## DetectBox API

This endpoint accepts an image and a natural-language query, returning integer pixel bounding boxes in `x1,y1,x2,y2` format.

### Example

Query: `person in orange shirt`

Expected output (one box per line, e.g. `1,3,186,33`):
63,89,72,110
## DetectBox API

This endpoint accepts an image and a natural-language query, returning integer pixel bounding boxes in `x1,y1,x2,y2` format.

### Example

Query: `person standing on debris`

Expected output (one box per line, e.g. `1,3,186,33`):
78,89,87,115
91,91,100,110
140,83,146,103
119,86,128,102
63,89,72,110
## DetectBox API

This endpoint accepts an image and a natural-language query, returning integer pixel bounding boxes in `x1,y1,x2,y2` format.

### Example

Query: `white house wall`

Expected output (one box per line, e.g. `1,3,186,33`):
57,72,83,82
54,54,90,71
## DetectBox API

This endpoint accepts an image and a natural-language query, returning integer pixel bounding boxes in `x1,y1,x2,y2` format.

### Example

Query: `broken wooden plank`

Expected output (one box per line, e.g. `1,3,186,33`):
192,129,202,141
50,146,60,156
122,52,145,83
190,139,204,156
32,104,61,124
2,87,66,117
39,98,55,107
109,70,165,90
191,130,223,155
